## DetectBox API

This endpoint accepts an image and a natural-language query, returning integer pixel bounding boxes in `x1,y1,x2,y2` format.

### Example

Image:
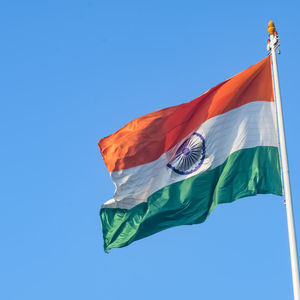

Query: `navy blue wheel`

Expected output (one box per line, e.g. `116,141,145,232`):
167,133,206,175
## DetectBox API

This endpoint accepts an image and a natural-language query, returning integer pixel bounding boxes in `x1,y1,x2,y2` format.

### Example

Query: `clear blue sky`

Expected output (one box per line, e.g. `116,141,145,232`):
1,1,300,299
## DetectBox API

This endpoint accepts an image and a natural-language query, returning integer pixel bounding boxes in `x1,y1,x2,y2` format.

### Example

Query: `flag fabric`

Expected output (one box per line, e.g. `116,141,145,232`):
98,56,282,252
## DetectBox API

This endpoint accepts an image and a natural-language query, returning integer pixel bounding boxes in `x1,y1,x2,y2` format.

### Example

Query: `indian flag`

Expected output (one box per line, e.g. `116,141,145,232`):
99,56,282,252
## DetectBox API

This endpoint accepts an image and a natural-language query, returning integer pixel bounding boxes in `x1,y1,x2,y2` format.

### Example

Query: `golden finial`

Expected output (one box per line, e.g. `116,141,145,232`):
268,20,276,35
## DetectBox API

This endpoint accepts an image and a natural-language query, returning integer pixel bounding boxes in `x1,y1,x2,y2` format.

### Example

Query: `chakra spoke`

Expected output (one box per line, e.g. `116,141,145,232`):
186,156,193,169
190,154,200,161
191,149,201,155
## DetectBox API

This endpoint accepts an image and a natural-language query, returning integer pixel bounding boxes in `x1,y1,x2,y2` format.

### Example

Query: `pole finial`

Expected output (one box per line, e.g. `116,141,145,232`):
267,20,280,53
268,20,276,35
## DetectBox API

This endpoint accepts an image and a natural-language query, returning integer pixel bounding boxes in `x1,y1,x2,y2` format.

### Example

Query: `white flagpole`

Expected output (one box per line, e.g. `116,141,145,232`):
267,21,300,300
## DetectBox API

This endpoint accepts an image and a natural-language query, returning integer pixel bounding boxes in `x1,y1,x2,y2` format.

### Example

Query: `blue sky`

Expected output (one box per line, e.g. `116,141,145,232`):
1,0,300,299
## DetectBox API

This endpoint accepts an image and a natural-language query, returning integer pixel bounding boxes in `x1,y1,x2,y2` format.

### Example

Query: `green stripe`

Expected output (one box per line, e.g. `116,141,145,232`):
100,146,282,252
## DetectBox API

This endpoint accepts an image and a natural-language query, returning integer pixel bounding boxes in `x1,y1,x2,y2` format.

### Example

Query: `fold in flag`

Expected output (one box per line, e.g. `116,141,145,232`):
98,56,282,252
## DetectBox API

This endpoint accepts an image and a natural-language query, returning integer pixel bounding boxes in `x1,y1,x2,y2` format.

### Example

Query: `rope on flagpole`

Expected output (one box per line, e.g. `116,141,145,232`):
267,20,300,300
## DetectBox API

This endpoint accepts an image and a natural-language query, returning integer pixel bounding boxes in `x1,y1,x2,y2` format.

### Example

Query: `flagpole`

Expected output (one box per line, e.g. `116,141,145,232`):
267,21,300,300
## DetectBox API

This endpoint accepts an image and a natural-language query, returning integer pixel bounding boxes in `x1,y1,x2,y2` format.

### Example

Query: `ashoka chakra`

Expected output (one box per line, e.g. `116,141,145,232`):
167,133,206,175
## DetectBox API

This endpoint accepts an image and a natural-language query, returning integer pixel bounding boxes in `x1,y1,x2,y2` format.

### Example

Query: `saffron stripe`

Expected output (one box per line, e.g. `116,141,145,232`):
99,56,273,172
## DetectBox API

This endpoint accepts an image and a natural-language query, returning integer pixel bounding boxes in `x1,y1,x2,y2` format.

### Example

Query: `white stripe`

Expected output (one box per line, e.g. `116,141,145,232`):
103,101,278,209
